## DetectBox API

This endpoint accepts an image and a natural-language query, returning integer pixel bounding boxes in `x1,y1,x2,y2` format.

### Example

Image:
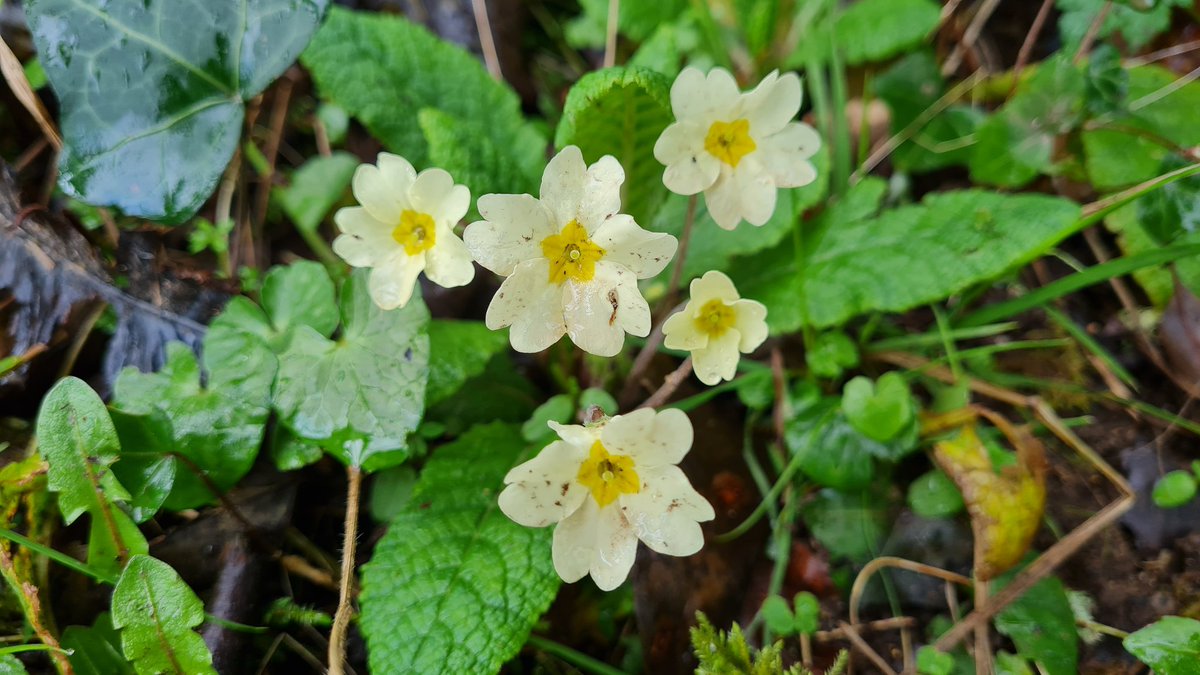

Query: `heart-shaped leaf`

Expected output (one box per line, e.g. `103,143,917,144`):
27,0,329,223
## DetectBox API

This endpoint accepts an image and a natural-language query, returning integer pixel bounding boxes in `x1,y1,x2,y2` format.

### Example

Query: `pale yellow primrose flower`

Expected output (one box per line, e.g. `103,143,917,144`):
464,146,677,356
332,153,475,310
498,408,714,591
663,271,768,385
654,67,821,230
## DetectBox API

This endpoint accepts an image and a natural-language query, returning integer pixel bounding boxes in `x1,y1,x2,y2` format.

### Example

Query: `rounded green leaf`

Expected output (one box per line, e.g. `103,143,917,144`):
1124,616,1200,672
842,373,913,442
792,592,820,635
1151,470,1198,509
760,596,796,637
907,469,965,519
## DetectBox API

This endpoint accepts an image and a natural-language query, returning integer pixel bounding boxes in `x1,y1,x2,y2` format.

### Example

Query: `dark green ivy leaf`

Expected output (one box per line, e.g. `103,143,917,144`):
26,0,329,223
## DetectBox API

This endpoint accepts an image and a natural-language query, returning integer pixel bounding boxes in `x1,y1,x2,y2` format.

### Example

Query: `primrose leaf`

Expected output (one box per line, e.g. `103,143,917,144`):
730,178,1082,333
787,0,941,67
426,320,509,408
302,8,545,197
63,612,136,675
35,377,148,578
359,424,559,673
969,55,1086,188
276,152,360,234
555,66,674,225
274,269,430,469
112,555,215,675
993,571,1078,675
1083,65,1200,189
112,304,276,510
26,0,328,223
1124,616,1200,672
932,424,1046,580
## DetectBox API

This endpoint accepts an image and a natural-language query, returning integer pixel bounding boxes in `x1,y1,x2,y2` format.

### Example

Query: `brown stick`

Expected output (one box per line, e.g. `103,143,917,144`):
1009,0,1055,98
638,357,693,409
837,622,898,675
328,465,363,675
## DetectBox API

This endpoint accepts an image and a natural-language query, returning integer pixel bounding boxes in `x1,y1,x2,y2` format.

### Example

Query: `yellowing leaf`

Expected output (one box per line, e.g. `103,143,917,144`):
932,422,1046,580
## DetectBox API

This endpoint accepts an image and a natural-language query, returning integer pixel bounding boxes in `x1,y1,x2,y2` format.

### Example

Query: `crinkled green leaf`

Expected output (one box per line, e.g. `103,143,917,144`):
1083,65,1200,189
360,424,559,673
35,377,148,578
275,152,359,234
112,555,214,675
787,0,940,67
628,12,707,78
1084,45,1128,117
993,571,1078,675
730,178,1082,332
274,269,429,467
26,0,328,223
112,307,275,509
555,67,674,225
63,612,137,675
1124,616,1200,672
302,8,544,197
648,147,829,289
806,330,860,379
1057,0,1190,51
426,320,509,408
875,51,985,173
969,55,1085,188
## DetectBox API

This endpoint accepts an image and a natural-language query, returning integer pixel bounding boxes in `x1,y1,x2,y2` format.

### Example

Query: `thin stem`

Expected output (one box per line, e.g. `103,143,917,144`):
0,527,116,585
1010,0,1055,98
665,194,698,305
0,644,72,656
638,357,693,409
714,435,811,543
603,0,619,69
328,465,363,675
1073,1,1112,64
527,635,625,675
297,224,345,276
471,0,503,80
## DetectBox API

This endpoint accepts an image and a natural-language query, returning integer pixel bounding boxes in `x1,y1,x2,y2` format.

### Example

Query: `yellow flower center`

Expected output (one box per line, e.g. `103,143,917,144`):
541,219,606,285
392,210,437,256
576,440,639,508
695,299,736,337
704,119,757,167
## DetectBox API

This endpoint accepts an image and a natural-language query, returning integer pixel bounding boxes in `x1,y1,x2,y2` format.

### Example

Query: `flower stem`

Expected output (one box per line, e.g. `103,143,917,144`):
527,635,626,675
665,194,698,307
638,357,693,409
328,465,363,675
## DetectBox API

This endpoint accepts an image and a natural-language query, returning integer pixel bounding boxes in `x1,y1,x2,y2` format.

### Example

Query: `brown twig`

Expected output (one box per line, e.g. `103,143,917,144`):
328,465,363,675
0,37,62,150
837,622,897,675
665,195,699,307
813,617,915,643
280,554,340,592
471,0,503,80
603,0,620,69
941,0,1002,76
1009,0,1055,98
0,546,71,675
638,357,692,409
1073,1,1112,64
1126,39,1200,67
